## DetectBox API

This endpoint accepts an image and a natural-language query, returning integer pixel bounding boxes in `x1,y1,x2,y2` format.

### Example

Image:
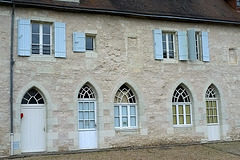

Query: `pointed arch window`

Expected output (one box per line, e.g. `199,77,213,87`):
21,88,44,104
114,84,137,129
172,85,192,126
78,84,96,130
206,85,219,124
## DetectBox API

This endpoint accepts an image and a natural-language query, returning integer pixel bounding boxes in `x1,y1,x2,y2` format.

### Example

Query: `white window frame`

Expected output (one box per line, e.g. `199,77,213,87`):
86,34,96,51
172,103,192,126
195,32,202,61
205,86,219,125
114,104,137,129
31,22,52,55
172,86,192,127
162,32,176,59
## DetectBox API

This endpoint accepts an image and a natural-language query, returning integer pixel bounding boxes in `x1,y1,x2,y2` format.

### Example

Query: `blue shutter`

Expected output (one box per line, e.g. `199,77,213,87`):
73,32,85,52
55,22,66,58
202,31,210,62
178,31,188,60
18,19,31,56
188,29,196,60
153,29,163,60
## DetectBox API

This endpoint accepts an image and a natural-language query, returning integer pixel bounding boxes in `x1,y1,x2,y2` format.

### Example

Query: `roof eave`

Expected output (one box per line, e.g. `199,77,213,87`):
2,0,240,25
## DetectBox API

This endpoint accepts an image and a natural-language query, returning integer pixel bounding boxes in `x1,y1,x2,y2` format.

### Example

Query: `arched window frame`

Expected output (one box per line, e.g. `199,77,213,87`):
114,84,137,129
78,84,96,130
172,85,192,126
21,88,45,104
205,85,219,124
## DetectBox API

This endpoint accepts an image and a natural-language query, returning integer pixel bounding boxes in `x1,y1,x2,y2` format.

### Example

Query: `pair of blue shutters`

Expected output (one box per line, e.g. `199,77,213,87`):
18,19,66,58
153,29,209,62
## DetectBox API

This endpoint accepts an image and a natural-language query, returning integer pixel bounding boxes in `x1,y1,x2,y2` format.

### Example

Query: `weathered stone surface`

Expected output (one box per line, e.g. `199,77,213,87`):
1,4,240,156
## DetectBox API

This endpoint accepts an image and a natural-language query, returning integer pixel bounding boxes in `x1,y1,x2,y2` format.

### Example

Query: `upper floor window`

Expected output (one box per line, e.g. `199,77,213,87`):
172,85,192,126
237,0,240,7
32,23,52,55
73,32,96,53
162,33,175,59
114,84,137,129
18,19,66,58
153,29,209,62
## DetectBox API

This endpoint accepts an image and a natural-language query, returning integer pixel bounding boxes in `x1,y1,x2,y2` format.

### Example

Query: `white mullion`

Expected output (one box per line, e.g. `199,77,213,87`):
176,104,179,125
183,104,186,125
127,105,130,127
119,105,122,128
166,33,169,58
39,24,43,55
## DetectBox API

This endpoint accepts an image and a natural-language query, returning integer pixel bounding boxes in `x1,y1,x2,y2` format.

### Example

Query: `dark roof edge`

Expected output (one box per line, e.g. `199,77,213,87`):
2,0,240,25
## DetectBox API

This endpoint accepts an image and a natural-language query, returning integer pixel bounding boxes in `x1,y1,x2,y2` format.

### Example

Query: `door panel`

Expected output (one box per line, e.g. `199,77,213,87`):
78,101,97,149
21,105,46,152
207,125,220,141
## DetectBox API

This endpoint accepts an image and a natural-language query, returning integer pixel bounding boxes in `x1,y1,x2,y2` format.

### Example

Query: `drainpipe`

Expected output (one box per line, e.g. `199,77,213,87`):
10,2,15,156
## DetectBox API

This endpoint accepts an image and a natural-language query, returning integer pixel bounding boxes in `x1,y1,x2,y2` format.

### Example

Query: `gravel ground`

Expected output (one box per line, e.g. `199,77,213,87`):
4,141,240,160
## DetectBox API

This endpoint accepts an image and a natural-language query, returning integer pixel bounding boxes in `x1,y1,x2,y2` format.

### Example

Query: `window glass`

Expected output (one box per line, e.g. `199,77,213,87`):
86,36,93,50
162,32,175,59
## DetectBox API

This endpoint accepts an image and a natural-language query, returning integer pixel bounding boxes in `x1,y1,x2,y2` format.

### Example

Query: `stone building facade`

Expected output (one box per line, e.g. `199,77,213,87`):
1,0,240,156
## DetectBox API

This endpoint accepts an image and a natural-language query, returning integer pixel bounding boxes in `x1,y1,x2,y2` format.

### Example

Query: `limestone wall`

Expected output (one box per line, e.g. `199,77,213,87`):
1,5,240,155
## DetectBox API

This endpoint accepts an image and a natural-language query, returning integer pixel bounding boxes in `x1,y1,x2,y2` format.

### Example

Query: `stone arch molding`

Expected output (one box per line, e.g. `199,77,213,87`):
168,79,196,103
110,78,144,105
74,78,103,103
16,81,51,105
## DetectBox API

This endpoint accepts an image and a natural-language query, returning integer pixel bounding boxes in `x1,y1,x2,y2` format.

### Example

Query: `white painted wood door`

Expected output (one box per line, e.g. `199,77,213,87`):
21,105,46,152
78,101,97,149
207,125,220,141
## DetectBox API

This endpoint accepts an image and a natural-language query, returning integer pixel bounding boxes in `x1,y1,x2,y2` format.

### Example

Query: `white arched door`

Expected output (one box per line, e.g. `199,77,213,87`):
21,89,46,152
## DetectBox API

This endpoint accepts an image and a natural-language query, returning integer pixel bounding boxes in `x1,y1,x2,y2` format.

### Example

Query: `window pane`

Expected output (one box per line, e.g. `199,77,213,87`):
207,117,210,123
122,106,128,116
210,116,213,123
173,115,177,124
206,109,209,116
43,24,50,34
210,109,213,116
79,120,84,129
89,120,95,128
130,106,136,115
209,101,212,107
169,51,174,58
32,45,39,54
43,45,50,55
185,105,190,114
84,120,89,129
162,34,166,41
43,35,50,44
114,106,119,116
130,117,136,126
172,105,176,114
32,34,39,44
179,115,184,124
90,102,95,110
84,102,89,110
32,23,39,33
206,101,209,108
213,109,217,116
213,101,216,108
186,115,191,124
178,105,183,114
122,117,128,127
214,116,218,123
168,34,173,41
86,37,93,50
79,102,83,110
114,117,120,127
79,111,84,119
84,112,89,119
89,111,95,119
